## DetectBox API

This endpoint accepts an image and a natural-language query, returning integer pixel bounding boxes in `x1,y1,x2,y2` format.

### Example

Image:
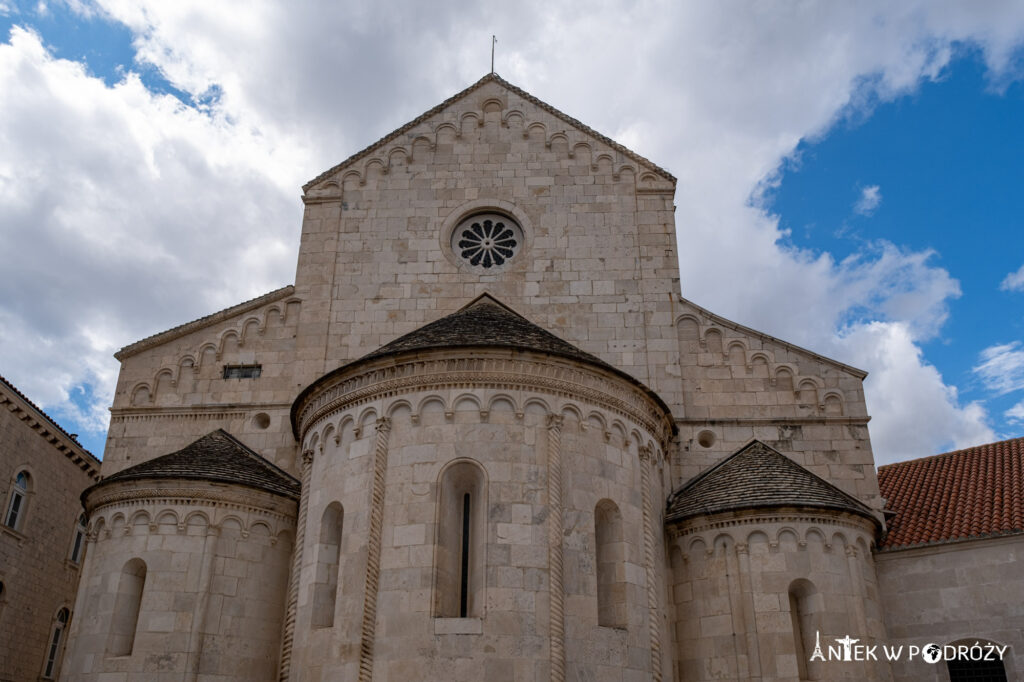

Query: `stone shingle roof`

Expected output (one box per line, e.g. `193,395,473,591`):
291,294,676,439
94,429,299,500
666,440,876,524
877,437,1024,550
359,294,618,371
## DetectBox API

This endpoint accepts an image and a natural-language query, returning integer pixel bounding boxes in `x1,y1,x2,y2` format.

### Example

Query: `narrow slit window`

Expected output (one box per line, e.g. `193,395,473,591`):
435,461,486,618
459,493,471,618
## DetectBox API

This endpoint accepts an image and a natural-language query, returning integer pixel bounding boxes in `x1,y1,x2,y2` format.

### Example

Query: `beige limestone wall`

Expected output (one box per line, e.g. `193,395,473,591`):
61,481,295,682
294,78,683,414
669,511,888,681
105,293,303,476
673,302,884,510
0,382,100,682
289,349,673,681
876,535,1023,682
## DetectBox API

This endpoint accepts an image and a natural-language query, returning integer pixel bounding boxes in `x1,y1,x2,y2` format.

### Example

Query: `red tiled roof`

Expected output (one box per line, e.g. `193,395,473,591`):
877,437,1024,550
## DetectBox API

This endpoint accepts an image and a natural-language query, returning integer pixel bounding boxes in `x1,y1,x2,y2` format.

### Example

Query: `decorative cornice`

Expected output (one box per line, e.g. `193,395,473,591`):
110,402,290,423
85,483,297,523
676,416,871,426
296,350,674,445
676,295,867,379
115,285,295,360
303,73,675,193
0,376,101,479
667,508,876,540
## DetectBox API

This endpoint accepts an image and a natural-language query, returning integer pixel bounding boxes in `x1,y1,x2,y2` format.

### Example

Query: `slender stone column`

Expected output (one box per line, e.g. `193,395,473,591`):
735,542,763,681
845,544,877,681
279,449,314,682
546,414,565,682
186,524,220,682
358,417,392,682
639,446,663,682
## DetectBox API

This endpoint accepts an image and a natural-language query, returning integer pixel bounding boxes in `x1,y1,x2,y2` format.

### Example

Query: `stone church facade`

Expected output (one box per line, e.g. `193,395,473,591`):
56,75,1020,681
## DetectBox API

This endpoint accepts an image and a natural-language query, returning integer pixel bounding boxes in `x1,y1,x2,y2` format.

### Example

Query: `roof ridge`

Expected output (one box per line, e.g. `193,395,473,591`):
303,72,676,192
115,285,295,360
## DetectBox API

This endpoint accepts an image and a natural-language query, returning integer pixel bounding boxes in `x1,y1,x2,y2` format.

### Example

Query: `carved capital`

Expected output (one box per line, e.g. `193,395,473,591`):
735,542,748,555
375,416,392,433
845,545,858,558
638,445,653,462
546,414,563,431
301,450,315,467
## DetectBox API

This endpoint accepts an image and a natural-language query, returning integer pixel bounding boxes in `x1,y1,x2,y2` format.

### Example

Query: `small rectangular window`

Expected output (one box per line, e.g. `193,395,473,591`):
223,364,261,379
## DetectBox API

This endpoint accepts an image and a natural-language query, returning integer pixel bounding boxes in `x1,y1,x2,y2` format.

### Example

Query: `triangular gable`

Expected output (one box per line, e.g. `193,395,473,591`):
303,72,676,192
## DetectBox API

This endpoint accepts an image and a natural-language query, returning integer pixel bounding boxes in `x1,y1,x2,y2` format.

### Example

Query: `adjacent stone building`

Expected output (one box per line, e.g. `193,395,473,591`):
0,374,102,681
57,74,1019,681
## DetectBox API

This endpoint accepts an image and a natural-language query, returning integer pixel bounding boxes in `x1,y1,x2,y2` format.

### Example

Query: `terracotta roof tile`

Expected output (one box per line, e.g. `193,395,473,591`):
877,437,1024,550
666,440,876,524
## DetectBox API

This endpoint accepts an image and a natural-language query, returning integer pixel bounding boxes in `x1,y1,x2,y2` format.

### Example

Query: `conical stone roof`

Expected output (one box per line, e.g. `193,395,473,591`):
666,440,876,524
359,294,617,371
92,429,299,500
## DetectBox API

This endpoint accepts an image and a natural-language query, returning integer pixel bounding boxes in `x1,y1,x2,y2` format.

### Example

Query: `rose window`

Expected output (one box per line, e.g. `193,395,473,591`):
452,213,522,269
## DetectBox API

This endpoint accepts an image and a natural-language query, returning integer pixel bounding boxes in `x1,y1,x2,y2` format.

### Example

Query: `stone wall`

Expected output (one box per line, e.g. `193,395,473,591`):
0,378,100,682
292,78,683,418
673,299,883,511
61,481,295,682
669,511,887,681
876,535,1024,681
288,347,674,681
105,290,303,476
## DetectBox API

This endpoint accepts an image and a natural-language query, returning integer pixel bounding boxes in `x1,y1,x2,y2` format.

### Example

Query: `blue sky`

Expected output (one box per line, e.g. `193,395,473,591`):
769,55,1024,441
1,1,1023,463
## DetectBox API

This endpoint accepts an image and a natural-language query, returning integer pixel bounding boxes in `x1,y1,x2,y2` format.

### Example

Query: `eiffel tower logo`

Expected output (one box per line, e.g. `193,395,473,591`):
809,631,826,662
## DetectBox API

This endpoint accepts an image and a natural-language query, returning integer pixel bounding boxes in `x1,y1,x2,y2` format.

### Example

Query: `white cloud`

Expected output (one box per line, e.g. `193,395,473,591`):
1007,400,1024,423
832,322,994,463
1000,264,1024,291
854,185,882,215
974,342,1024,394
3,2,1024,460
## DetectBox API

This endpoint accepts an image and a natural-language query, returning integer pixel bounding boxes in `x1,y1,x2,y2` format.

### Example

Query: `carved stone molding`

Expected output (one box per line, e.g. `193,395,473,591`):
296,351,673,446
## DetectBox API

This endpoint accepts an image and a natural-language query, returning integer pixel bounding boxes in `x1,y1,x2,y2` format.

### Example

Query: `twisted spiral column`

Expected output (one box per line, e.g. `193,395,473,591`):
279,449,314,681
639,446,663,682
546,414,565,682
358,417,392,682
